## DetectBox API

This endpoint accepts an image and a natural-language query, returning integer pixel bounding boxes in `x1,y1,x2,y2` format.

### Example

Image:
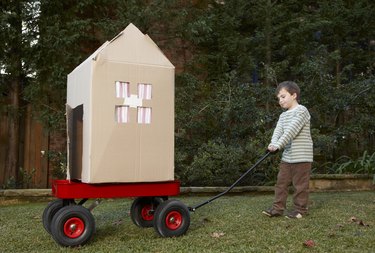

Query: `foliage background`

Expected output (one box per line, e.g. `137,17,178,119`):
1,0,374,187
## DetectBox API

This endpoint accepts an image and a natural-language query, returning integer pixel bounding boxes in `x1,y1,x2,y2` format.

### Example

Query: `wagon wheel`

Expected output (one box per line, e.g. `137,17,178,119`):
153,199,190,237
42,199,64,234
50,205,95,247
130,197,163,228
43,199,77,234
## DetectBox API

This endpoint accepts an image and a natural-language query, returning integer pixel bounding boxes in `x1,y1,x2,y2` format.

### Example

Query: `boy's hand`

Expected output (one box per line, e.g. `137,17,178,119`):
268,145,278,153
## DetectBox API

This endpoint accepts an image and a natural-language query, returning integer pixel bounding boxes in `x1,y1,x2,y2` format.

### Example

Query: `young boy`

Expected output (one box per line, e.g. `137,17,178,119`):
262,81,313,219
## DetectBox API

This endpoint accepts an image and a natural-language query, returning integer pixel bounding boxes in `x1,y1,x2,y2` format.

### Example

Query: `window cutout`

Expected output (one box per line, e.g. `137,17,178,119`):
116,81,130,98
115,106,129,123
138,83,152,100
137,107,152,124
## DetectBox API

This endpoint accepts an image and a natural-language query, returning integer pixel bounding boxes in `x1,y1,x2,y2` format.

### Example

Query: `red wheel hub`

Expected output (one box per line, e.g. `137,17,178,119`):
141,204,154,221
63,217,85,238
165,211,182,230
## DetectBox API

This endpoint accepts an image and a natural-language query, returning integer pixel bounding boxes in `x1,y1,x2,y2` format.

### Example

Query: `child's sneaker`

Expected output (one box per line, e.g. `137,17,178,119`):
262,208,282,217
285,210,303,219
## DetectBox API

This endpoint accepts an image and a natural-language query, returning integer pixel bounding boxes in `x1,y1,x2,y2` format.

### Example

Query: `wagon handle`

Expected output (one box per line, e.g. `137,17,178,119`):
188,150,275,212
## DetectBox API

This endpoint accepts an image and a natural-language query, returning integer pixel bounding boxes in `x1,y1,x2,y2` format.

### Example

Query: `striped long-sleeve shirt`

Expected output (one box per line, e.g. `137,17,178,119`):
270,105,313,163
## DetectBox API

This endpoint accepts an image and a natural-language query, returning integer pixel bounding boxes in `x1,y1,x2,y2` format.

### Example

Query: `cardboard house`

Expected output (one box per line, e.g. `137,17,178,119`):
66,23,175,183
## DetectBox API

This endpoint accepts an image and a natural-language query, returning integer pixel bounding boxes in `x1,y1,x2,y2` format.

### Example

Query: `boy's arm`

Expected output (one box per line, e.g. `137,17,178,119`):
271,116,283,145
268,115,283,151
273,110,310,150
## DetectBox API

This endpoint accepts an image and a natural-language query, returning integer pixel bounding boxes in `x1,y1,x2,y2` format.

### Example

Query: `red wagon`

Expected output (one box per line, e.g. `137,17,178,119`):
42,179,191,247
43,152,271,247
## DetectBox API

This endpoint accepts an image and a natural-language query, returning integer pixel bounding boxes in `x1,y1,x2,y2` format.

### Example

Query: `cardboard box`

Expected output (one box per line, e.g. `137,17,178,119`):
66,23,175,183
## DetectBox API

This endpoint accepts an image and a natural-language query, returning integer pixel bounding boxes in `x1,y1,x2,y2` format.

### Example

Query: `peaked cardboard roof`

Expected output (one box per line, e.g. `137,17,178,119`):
94,23,174,68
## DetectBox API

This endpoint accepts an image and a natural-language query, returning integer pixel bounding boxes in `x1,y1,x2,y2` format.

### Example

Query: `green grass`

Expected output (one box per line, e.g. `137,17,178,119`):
1,191,375,252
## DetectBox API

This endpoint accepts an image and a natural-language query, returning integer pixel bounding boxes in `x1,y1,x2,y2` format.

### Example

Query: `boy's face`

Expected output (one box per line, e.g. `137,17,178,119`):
277,88,298,110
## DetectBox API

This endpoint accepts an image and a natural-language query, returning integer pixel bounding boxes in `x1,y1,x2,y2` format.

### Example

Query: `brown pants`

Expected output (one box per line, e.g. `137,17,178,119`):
272,162,312,214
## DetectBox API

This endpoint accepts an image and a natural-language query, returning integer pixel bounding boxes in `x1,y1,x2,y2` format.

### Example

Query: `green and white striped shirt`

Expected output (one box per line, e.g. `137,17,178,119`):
271,105,313,163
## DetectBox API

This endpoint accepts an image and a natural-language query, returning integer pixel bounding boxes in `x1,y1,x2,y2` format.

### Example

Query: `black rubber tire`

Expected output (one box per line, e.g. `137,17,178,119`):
153,199,190,237
130,197,163,228
50,205,95,247
42,199,64,234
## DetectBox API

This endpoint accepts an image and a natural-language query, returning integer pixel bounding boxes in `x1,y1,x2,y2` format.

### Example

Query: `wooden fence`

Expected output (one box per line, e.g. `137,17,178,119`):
0,105,63,188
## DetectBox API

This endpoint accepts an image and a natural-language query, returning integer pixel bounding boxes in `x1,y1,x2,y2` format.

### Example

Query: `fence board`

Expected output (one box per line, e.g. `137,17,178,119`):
0,114,8,186
23,105,31,180
22,106,50,188
1,104,53,188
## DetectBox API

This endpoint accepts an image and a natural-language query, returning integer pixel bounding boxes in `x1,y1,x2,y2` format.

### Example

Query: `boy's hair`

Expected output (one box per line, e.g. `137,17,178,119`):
276,81,301,101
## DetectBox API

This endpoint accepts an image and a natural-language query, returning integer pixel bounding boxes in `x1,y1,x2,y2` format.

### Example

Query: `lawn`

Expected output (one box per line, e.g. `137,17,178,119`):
0,191,374,252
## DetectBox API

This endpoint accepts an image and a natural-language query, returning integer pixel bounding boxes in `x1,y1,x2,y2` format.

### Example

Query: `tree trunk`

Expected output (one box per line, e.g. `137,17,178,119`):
5,78,21,184
4,1,23,186
264,0,273,113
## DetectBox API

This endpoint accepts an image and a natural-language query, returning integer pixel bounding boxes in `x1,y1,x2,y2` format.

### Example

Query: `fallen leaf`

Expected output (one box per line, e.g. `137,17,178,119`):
211,232,225,238
336,223,344,229
303,239,315,248
112,219,123,226
202,217,211,223
350,216,358,222
358,220,369,227
349,216,369,227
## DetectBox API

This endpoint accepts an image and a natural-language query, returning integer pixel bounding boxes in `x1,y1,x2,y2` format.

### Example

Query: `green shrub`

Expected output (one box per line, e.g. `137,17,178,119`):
47,151,67,179
181,138,279,186
318,151,375,174
185,139,245,186
2,168,35,189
